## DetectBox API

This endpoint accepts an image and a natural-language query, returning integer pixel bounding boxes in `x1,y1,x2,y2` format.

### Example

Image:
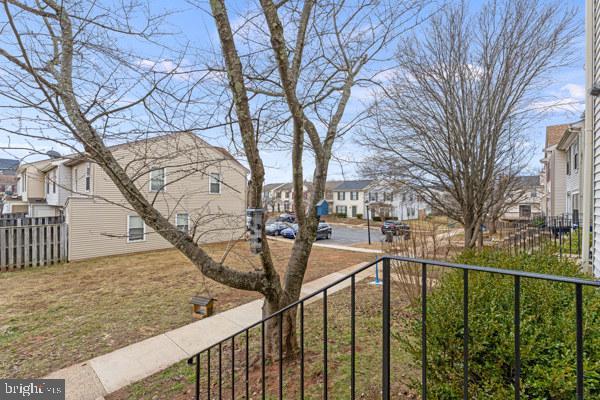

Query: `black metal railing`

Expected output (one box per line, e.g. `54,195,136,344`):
188,256,600,399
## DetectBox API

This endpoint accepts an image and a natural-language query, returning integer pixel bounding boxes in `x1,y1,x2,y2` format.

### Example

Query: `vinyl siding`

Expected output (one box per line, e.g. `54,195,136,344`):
67,134,247,261
594,0,600,275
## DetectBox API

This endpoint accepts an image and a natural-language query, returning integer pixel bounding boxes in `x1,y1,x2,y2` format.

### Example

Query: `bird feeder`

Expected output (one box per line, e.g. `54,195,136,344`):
246,208,264,254
190,296,216,320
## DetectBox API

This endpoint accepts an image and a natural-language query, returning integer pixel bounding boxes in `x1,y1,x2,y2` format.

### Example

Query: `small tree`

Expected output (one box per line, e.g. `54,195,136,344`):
0,0,427,355
360,0,579,248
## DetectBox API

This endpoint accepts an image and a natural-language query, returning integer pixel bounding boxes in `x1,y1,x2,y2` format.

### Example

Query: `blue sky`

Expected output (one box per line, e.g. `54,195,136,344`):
0,0,586,183
165,0,585,183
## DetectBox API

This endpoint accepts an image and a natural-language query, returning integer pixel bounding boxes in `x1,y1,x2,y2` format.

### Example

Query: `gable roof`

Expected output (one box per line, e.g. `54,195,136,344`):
545,124,570,148
0,158,19,172
516,175,541,188
264,182,286,192
333,180,373,191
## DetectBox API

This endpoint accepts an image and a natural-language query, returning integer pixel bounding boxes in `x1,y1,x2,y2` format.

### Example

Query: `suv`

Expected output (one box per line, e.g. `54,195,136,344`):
381,220,410,239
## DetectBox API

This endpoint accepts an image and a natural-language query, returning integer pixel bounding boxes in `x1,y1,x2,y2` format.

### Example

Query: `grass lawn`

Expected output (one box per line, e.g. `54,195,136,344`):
108,280,419,400
0,240,373,379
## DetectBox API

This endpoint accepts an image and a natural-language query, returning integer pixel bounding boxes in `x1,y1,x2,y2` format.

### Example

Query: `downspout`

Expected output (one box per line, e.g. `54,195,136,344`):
582,0,593,273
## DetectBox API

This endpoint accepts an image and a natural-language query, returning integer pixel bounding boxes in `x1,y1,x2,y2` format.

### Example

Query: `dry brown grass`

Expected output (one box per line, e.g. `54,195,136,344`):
0,240,372,379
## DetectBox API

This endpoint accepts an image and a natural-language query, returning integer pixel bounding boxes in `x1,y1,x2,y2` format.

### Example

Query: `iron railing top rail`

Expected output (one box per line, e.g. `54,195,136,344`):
188,255,600,360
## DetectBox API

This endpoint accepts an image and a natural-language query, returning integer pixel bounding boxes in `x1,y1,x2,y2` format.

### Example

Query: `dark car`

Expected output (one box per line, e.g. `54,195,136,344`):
276,213,296,223
316,222,332,240
381,220,410,239
280,224,299,239
265,221,291,236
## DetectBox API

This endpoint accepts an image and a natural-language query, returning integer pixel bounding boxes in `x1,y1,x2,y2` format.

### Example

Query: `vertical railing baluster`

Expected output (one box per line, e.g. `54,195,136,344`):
231,336,235,399
323,289,328,400
514,276,521,400
422,262,428,400
279,312,283,400
207,349,211,400
576,284,584,400
300,301,305,400
246,330,249,400
351,274,356,400
219,342,222,399
463,269,469,400
195,354,200,400
382,257,391,400
261,320,265,400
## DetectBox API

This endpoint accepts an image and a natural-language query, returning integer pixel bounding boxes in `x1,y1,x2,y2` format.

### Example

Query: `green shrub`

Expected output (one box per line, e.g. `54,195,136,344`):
335,213,347,218
356,213,363,219
372,216,382,222
404,248,600,399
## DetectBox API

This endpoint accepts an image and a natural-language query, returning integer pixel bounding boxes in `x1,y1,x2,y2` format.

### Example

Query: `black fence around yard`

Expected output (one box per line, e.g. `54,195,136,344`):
187,256,599,400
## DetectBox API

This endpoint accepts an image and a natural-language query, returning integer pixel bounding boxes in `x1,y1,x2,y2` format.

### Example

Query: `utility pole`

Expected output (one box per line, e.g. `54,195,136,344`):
366,204,372,245
582,0,594,274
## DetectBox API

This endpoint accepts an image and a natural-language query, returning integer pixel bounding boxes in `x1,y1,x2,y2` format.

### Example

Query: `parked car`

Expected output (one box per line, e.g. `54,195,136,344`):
277,213,296,223
381,220,410,239
265,221,291,236
280,223,299,239
316,222,332,240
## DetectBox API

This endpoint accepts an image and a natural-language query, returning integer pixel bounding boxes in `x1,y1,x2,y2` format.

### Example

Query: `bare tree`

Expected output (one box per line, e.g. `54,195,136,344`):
360,0,579,248
0,0,427,355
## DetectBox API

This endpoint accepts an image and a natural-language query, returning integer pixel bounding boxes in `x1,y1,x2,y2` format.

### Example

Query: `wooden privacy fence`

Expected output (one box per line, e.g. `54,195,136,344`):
0,216,68,271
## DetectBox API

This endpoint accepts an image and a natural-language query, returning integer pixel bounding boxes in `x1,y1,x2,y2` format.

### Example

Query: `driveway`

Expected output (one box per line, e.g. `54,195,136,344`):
327,223,383,245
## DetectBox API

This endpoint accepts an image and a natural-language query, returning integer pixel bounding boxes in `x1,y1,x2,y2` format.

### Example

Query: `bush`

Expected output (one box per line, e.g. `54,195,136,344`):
356,213,363,219
404,248,600,399
335,213,347,218
372,216,382,222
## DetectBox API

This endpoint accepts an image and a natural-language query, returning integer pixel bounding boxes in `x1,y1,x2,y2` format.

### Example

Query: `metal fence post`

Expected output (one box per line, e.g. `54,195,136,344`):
382,257,391,400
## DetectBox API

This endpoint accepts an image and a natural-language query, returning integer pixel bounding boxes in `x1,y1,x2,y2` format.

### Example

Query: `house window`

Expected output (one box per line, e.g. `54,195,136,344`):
52,170,56,194
85,163,91,192
150,168,166,192
566,158,570,175
176,213,189,233
369,192,378,202
22,173,27,191
519,205,531,219
336,205,347,216
573,142,579,171
384,192,393,201
285,191,290,199
350,191,358,200
73,167,78,192
209,173,221,194
337,191,346,201
46,176,50,194
128,215,145,242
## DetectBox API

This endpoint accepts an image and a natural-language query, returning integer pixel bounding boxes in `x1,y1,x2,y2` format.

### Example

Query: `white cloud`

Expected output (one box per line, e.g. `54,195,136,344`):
562,83,585,100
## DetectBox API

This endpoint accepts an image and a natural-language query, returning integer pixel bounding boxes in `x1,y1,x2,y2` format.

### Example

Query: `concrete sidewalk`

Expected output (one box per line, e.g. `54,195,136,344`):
270,236,383,253
45,260,378,400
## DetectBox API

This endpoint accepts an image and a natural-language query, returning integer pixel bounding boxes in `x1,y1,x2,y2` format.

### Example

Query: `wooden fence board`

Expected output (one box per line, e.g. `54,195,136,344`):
0,221,67,270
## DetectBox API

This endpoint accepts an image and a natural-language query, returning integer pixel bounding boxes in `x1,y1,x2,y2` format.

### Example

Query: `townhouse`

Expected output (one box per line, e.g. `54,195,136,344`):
3,132,248,261
501,176,543,221
332,180,371,218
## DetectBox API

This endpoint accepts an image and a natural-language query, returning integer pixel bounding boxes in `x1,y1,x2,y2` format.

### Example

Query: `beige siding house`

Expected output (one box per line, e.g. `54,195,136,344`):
6,132,248,261
541,124,570,217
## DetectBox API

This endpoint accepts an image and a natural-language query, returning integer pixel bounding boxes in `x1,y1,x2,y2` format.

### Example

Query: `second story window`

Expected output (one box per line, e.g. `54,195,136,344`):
22,173,27,191
150,168,166,192
337,191,345,200
350,191,358,200
209,173,221,194
85,163,91,192
52,170,56,194
573,142,579,171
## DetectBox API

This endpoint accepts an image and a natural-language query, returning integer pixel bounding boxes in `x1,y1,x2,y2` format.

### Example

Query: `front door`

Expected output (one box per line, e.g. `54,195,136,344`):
351,206,357,217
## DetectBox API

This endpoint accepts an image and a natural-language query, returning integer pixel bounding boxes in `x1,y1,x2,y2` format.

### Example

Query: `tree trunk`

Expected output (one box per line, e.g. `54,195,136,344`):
262,296,299,360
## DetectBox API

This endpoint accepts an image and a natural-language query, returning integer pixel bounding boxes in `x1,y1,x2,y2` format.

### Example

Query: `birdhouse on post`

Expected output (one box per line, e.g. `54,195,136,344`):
190,296,215,320
316,199,329,217
247,208,264,254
